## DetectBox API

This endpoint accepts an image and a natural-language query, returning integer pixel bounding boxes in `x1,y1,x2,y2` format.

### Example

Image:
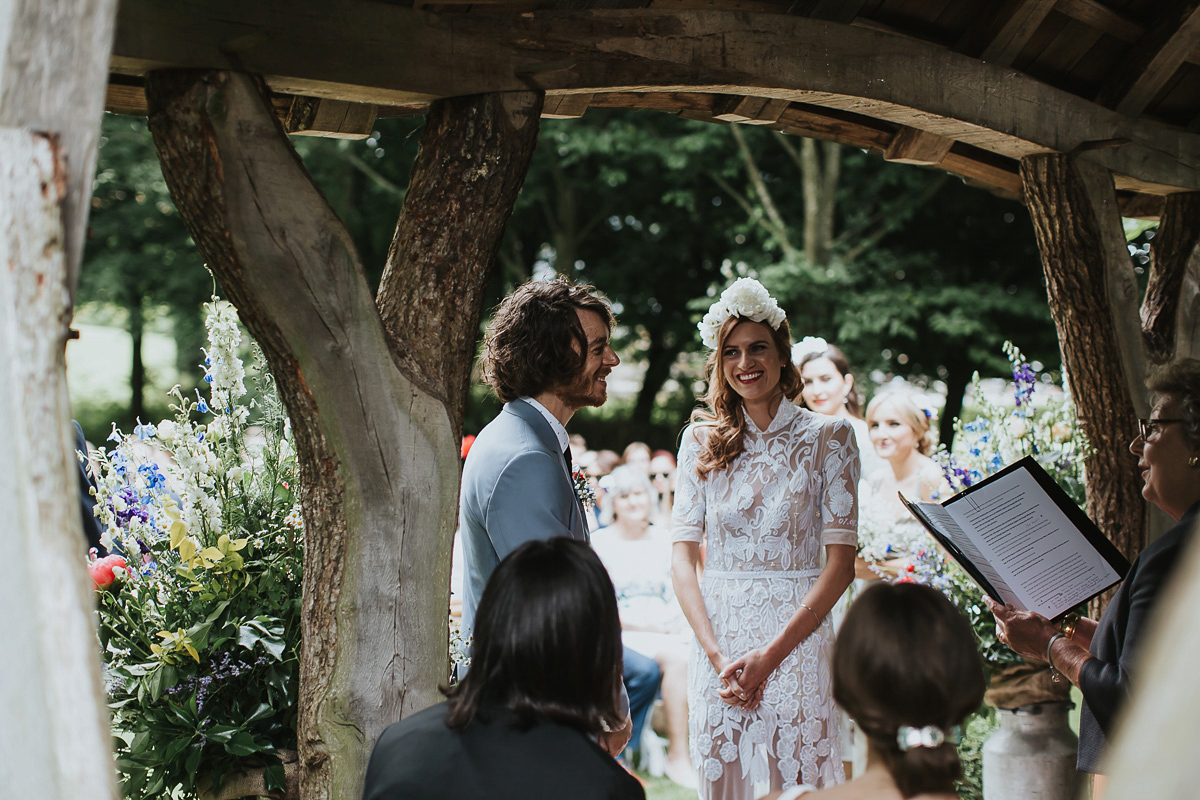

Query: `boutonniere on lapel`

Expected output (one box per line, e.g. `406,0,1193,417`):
572,469,596,514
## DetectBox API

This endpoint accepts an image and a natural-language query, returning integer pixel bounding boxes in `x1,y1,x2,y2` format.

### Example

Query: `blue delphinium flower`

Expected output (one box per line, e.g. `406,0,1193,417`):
133,420,156,441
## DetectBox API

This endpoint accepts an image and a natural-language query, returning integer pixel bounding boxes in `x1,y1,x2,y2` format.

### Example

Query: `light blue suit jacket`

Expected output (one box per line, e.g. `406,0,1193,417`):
459,400,588,638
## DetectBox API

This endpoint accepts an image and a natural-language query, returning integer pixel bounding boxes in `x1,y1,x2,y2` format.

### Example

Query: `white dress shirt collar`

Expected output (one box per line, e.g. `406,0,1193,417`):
520,397,570,454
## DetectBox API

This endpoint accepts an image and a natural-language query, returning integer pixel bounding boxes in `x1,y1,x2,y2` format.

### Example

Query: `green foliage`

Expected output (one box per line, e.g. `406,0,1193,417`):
91,301,301,799
956,705,999,800
80,115,216,421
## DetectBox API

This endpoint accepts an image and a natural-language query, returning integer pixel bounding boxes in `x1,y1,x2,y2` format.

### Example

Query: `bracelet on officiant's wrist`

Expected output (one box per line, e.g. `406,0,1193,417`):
1060,612,1080,640
1045,632,1066,683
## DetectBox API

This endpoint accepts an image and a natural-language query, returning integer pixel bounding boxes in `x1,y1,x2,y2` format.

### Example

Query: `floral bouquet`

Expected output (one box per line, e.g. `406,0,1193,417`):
89,299,302,799
906,343,1091,675
938,341,1090,507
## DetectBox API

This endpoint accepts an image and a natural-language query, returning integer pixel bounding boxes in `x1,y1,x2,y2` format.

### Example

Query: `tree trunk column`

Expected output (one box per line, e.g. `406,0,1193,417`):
1019,153,1145,563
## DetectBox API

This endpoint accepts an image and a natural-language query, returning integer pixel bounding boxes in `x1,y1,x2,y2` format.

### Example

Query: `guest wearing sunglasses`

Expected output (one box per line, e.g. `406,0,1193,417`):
990,359,1200,799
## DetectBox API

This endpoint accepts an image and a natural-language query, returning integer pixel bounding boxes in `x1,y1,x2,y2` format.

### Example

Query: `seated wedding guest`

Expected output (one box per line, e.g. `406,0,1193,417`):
593,466,695,787
587,448,622,529
794,338,884,480
762,583,985,800
649,450,677,527
622,441,653,477
363,538,645,800
858,391,951,579
990,358,1200,800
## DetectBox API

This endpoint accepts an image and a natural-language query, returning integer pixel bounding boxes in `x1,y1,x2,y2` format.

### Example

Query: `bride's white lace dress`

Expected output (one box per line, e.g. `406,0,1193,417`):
673,400,858,799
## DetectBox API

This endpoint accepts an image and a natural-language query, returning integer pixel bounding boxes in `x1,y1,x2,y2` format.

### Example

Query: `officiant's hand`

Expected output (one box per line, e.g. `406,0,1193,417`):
986,597,1057,662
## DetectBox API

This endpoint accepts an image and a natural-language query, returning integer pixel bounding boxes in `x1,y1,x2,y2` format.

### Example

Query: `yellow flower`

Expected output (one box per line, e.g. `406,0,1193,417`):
152,628,200,664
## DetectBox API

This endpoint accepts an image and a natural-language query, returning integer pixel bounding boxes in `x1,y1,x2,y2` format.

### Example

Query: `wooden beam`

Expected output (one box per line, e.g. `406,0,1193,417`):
785,0,866,24
712,95,790,124
283,97,377,139
883,126,953,165
1054,0,1140,43
542,92,593,118
1094,0,1200,116
1119,192,1166,220
980,0,1058,65
109,0,1200,193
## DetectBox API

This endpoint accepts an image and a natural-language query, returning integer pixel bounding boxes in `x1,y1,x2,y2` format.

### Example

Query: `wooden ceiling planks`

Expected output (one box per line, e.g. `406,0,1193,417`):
103,0,1200,213
1093,0,1200,116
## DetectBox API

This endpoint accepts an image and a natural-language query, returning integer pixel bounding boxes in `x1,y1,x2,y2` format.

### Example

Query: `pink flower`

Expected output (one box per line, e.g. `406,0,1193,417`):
88,554,133,591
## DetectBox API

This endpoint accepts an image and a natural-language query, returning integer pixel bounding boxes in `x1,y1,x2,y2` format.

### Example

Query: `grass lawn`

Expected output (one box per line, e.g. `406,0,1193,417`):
637,769,697,800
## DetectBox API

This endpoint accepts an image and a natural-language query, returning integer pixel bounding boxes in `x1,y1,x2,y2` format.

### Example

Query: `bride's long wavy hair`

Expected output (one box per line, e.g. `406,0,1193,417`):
691,315,802,478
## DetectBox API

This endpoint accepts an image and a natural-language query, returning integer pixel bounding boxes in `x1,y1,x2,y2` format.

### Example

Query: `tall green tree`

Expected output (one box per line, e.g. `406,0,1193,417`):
80,114,213,422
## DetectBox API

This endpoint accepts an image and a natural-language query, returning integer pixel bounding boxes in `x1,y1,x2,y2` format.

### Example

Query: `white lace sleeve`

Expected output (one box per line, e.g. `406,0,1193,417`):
820,418,859,548
671,425,706,543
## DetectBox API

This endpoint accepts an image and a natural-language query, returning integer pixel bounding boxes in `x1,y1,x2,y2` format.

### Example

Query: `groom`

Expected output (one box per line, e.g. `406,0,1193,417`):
459,276,657,756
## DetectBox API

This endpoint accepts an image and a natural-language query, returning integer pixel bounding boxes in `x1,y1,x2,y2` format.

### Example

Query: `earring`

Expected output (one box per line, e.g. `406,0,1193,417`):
1190,456,1199,468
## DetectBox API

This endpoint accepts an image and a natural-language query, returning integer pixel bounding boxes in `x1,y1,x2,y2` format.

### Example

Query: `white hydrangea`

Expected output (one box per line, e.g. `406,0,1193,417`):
697,277,787,349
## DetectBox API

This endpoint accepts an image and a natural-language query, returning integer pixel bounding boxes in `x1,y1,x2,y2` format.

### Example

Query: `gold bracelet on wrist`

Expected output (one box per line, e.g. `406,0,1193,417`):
1061,612,1080,641
799,603,822,625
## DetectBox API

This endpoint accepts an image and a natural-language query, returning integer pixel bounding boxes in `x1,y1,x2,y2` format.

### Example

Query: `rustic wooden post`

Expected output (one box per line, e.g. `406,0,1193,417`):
0,0,119,796
1141,192,1200,364
1020,153,1147,563
145,70,540,800
0,129,120,800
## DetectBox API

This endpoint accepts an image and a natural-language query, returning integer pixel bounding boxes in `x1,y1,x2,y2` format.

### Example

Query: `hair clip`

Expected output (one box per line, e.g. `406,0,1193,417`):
896,724,961,751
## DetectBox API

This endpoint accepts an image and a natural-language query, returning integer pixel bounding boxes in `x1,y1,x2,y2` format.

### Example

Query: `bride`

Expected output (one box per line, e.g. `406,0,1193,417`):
671,278,857,799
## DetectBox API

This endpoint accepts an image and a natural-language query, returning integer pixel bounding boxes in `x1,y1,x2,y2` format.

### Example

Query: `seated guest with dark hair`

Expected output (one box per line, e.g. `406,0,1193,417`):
363,538,646,800
763,583,986,800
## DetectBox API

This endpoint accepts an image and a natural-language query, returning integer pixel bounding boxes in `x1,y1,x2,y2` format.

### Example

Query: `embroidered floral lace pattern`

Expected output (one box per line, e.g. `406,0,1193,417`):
673,400,858,799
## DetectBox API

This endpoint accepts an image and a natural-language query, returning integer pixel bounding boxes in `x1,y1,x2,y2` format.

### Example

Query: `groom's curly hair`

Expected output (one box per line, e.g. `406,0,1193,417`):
480,276,614,402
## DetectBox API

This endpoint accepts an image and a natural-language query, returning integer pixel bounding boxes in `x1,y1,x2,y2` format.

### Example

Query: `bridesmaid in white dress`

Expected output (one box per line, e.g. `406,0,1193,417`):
671,279,858,800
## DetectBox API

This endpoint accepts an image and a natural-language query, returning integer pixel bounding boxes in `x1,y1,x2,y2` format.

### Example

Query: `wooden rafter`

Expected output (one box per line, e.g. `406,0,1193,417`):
109,0,1200,199
979,0,1058,65
1094,0,1200,116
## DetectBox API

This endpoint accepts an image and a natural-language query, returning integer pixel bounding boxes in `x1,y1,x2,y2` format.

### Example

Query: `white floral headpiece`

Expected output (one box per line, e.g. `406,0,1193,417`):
698,278,787,349
791,336,829,364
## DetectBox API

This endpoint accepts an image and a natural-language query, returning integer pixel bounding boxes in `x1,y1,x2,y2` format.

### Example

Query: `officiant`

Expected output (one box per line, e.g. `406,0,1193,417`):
988,358,1200,799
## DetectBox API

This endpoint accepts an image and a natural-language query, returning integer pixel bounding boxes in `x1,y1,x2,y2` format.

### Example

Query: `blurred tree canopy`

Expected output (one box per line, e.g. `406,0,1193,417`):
81,107,1060,450
79,115,214,428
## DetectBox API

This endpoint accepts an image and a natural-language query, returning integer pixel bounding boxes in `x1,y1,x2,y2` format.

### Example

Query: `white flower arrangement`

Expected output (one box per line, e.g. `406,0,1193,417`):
791,336,829,364
698,277,787,349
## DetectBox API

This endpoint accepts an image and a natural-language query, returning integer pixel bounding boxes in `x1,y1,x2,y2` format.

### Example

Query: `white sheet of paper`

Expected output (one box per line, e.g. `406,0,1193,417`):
931,467,1120,617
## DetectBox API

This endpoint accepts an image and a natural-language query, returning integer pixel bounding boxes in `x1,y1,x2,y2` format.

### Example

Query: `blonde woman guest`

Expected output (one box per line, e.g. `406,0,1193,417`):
593,466,696,787
793,339,885,481
672,279,858,799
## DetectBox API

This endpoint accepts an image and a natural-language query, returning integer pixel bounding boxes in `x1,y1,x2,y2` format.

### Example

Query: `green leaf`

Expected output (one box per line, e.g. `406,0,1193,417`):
244,702,275,724
129,729,151,755
225,731,261,757
184,744,204,777
204,723,238,743
263,760,286,792
163,735,192,762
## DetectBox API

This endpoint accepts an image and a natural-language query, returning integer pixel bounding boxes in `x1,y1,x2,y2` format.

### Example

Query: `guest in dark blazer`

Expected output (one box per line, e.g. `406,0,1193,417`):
990,358,1200,797
362,538,645,800
74,420,107,556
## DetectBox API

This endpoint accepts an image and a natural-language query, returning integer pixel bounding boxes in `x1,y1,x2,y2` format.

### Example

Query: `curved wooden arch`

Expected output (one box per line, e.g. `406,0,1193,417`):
112,0,1200,201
